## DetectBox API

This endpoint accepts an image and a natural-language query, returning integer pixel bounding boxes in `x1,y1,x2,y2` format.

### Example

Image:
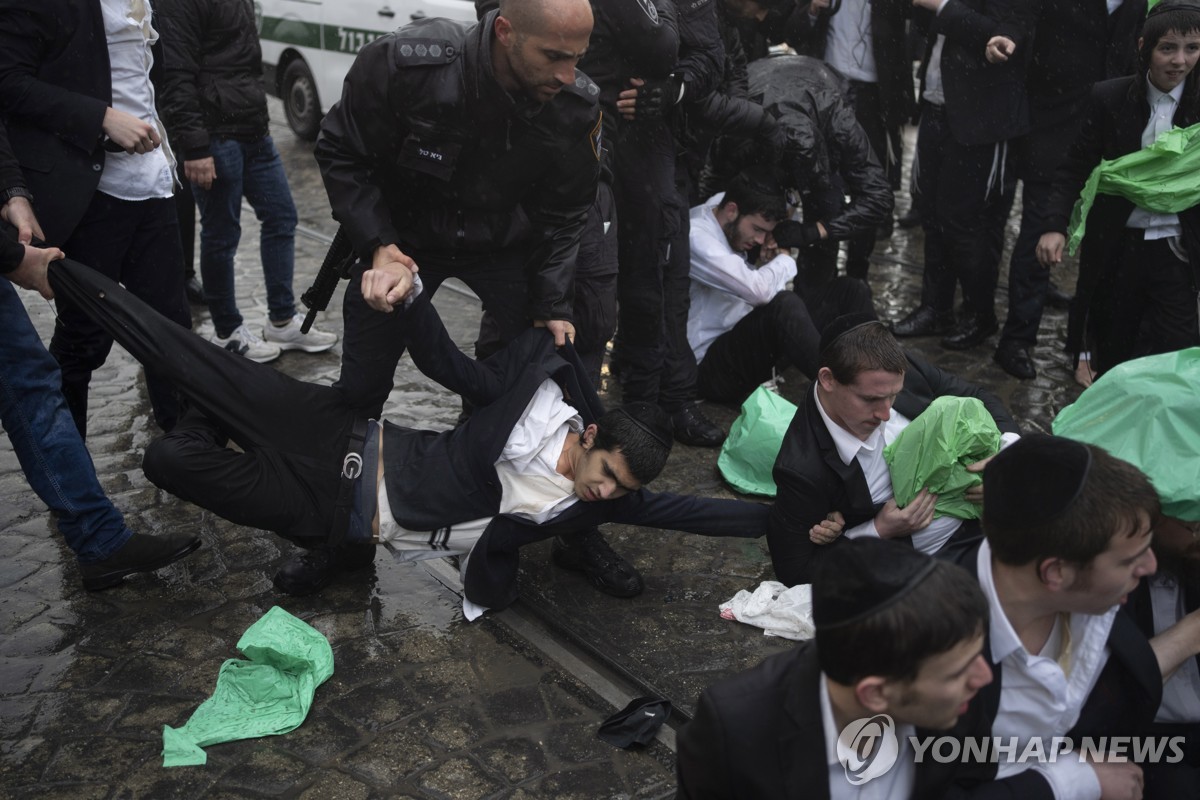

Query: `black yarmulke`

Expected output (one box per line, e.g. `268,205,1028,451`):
1149,0,1200,18
983,435,1092,530
813,539,937,629
819,312,884,356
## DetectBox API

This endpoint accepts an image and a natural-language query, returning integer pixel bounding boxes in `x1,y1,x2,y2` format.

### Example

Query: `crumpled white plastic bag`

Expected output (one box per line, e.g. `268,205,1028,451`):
719,580,815,641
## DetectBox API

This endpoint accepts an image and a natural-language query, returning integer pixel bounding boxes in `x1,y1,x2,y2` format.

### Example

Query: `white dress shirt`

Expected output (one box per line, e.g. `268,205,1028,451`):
97,0,176,200
820,675,916,799
813,386,963,554
687,195,797,362
1126,76,1185,240
1149,575,1200,724
978,541,1111,800
825,0,878,83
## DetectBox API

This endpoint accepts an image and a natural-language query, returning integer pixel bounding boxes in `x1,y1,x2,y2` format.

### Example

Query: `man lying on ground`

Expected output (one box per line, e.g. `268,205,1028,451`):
48,260,768,614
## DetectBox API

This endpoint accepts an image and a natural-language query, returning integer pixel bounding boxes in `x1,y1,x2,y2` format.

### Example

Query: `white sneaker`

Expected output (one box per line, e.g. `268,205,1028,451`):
263,313,338,353
212,324,282,363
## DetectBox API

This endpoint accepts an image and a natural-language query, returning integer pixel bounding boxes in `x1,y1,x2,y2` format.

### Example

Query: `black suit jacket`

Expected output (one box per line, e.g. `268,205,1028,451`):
676,642,985,799
940,538,1164,798
1045,75,1200,360
0,0,166,244
923,0,1040,146
383,291,771,610
767,352,1018,587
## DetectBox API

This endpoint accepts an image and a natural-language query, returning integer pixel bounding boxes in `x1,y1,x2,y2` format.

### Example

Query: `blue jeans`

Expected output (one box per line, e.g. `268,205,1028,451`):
0,278,132,563
193,136,298,337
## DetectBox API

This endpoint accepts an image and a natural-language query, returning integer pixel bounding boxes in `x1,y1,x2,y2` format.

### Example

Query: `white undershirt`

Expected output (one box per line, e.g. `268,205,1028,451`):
1126,76,1185,239
97,0,176,200
825,0,877,83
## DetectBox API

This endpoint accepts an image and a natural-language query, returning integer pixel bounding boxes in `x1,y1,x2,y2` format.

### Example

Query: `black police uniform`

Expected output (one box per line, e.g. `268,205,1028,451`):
315,11,601,417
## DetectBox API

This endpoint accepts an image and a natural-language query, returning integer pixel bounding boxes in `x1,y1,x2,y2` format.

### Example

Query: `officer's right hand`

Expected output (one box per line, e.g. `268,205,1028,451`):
4,244,65,300
362,244,419,312
874,488,937,538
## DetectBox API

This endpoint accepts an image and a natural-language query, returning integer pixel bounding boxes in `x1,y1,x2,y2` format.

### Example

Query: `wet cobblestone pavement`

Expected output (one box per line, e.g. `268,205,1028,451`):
2,104,1084,798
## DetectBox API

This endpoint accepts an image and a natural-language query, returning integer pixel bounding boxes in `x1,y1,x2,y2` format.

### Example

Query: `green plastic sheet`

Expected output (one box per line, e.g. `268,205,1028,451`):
162,606,334,767
1052,348,1200,522
1067,121,1200,255
717,387,799,497
882,396,1001,520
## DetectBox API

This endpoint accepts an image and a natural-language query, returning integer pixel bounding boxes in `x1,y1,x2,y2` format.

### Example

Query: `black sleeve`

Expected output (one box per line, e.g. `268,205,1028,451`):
0,117,27,273
821,95,894,240
1044,85,1110,234
907,352,1020,435
675,0,725,102
675,691,737,800
157,0,212,159
935,0,1040,54
766,466,842,586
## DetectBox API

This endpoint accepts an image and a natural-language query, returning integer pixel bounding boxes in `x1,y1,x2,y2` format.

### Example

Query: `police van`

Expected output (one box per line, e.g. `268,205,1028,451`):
255,0,477,140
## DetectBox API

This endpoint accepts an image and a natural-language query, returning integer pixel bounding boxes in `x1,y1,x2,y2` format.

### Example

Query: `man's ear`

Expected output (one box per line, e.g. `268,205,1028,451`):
816,366,837,392
494,14,514,47
855,676,891,714
581,423,598,449
1039,557,1073,591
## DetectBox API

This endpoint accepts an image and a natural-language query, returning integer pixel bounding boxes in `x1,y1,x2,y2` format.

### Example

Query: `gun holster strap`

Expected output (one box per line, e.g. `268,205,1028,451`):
329,417,370,548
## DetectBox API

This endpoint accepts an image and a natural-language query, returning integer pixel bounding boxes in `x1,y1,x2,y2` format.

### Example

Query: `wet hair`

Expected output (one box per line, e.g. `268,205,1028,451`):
819,320,907,385
817,561,988,684
593,402,673,485
719,167,788,223
986,444,1161,568
1137,5,1200,100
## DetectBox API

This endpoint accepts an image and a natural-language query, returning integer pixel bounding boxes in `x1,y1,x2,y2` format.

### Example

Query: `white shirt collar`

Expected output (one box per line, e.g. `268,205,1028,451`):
1146,72,1186,107
814,385,886,466
977,540,1026,664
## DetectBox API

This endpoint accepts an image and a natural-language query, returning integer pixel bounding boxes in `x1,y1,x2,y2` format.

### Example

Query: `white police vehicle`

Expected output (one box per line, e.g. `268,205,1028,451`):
255,0,477,140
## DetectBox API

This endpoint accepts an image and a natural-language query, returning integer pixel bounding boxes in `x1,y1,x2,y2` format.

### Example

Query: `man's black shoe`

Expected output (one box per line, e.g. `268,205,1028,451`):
79,532,201,591
994,342,1037,380
891,306,954,338
185,276,206,305
1045,282,1073,310
671,402,725,447
273,542,375,596
551,529,644,598
896,207,922,229
941,314,999,350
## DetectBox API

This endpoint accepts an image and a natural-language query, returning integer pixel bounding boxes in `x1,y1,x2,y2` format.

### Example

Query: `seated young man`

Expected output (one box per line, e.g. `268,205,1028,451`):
942,435,1165,798
677,537,994,798
687,167,874,406
768,314,1019,586
47,260,769,613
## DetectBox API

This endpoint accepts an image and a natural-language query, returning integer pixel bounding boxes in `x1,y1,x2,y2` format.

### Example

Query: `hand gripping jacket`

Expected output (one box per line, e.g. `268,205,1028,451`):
314,12,601,323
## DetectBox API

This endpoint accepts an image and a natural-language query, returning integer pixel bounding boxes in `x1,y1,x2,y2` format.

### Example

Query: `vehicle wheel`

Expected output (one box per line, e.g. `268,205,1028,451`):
282,59,321,141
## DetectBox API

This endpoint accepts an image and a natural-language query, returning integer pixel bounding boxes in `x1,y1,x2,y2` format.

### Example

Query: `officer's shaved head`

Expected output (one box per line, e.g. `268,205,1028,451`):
499,0,592,38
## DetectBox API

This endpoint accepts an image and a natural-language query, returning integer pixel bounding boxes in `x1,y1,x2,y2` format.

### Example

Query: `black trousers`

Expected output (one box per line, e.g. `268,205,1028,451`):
915,103,1014,322
699,279,874,405
50,257,350,549
843,79,899,280
337,245,530,417
51,192,190,437
999,178,1054,348
1090,234,1200,374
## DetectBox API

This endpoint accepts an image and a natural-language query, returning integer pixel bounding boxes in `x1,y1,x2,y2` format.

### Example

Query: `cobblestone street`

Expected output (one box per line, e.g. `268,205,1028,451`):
1,103,1085,798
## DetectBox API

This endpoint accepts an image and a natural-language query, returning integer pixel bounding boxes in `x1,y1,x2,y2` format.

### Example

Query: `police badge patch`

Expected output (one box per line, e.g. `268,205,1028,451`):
590,113,603,161
636,0,660,22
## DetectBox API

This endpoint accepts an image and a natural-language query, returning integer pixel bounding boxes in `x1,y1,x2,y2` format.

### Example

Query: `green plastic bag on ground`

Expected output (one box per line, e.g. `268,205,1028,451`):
718,387,799,497
1052,348,1200,521
883,396,1001,520
162,606,334,767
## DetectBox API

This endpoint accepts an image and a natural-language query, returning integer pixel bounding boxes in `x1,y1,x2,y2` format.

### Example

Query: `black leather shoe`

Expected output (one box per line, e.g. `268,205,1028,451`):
897,207,922,229
891,306,955,338
79,532,201,591
671,402,725,447
185,276,206,305
1045,282,1073,310
941,314,999,350
994,342,1037,380
552,529,644,598
273,542,375,596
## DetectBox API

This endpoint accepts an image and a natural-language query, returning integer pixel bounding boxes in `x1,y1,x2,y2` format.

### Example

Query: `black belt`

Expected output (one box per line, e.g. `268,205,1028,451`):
328,418,369,549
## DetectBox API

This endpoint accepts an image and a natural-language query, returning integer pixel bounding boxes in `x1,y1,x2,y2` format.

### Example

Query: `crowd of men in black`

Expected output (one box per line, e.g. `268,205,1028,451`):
3,0,1200,797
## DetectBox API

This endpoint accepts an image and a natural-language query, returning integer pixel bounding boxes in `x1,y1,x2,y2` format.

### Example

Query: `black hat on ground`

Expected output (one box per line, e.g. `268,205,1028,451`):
812,539,937,630
982,434,1092,531
597,696,672,749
